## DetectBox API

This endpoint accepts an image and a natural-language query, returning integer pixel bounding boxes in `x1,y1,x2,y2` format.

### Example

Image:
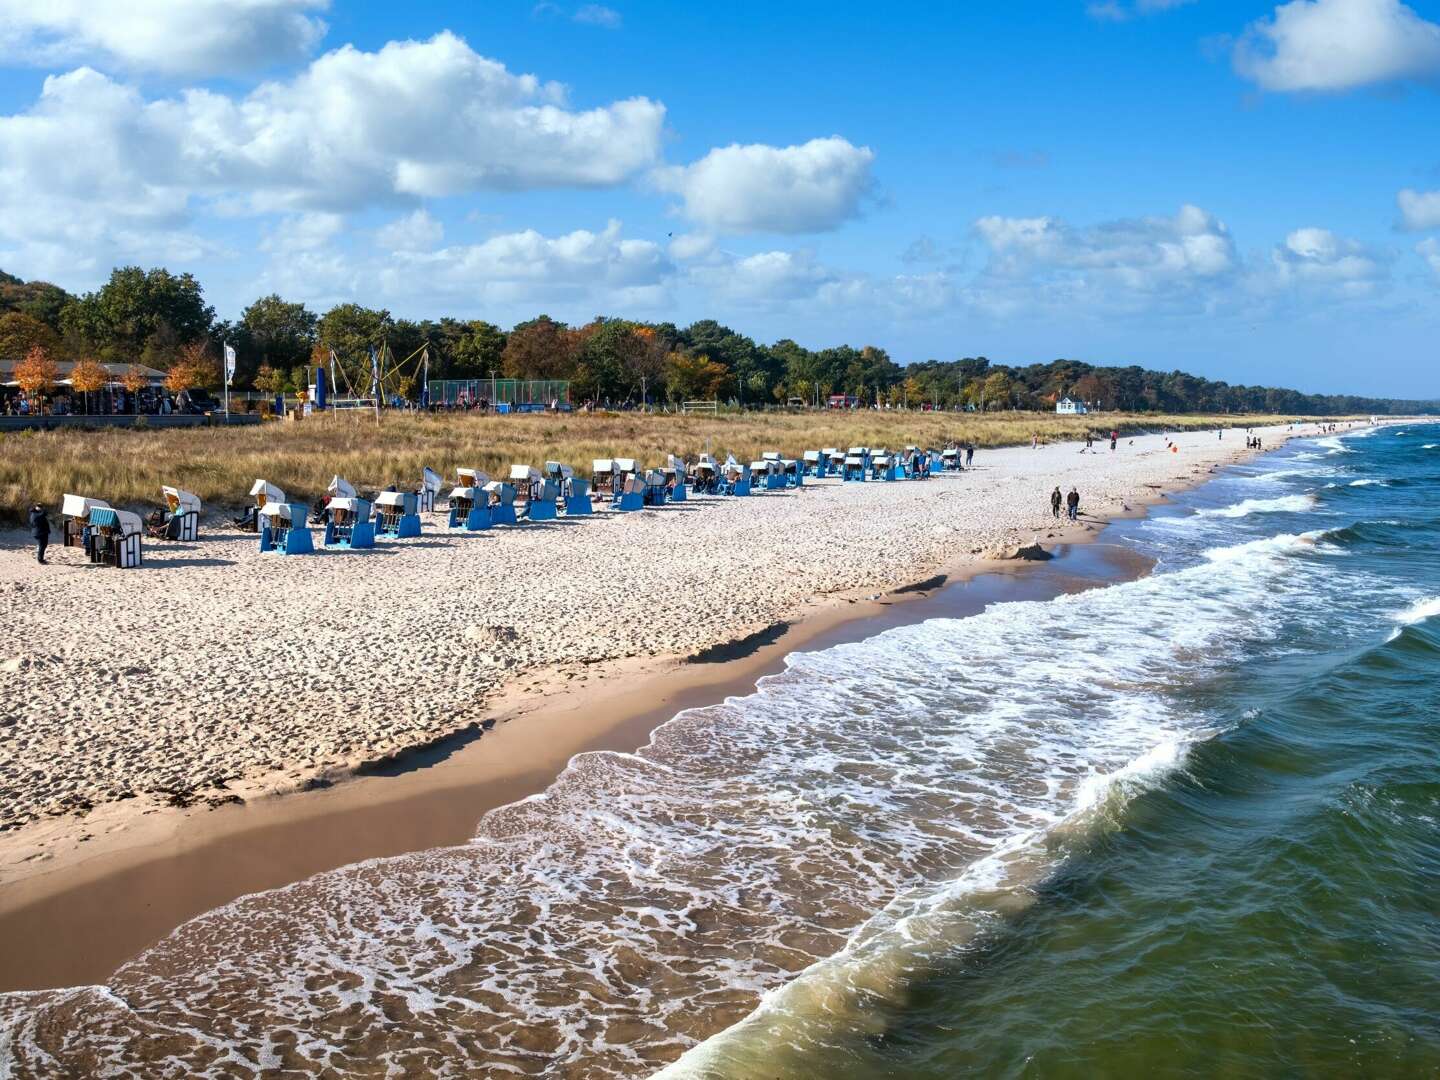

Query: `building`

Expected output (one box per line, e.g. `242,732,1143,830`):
1055,397,1088,415
0,359,167,388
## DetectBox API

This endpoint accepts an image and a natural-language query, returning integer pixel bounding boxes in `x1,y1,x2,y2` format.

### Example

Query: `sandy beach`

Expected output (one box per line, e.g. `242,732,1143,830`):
0,426,1295,923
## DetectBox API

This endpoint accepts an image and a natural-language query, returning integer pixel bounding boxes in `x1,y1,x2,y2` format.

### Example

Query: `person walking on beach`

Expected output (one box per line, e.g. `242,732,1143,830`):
28,502,50,564
1110,430,1118,451
1051,486,1062,520
966,443,975,468
1066,487,1080,522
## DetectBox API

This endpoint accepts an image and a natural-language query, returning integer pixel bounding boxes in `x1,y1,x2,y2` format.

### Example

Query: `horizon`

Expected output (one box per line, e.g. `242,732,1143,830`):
1,1,1438,397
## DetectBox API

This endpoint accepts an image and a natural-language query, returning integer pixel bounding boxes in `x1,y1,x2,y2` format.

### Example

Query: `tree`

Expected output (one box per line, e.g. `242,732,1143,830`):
0,312,61,360
503,316,578,380
13,346,58,405
663,351,730,401
253,363,284,395
317,304,393,376
982,371,1014,410
446,319,506,378
165,342,219,394
120,364,149,412
69,357,108,414
238,295,317,384
60,266,215,362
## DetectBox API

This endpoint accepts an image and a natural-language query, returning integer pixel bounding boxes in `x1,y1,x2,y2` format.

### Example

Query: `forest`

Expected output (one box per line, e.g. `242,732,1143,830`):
2,266,1432,416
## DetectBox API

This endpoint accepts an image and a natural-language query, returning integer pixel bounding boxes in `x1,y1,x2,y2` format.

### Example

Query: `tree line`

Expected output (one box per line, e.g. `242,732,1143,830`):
1,265,1432,416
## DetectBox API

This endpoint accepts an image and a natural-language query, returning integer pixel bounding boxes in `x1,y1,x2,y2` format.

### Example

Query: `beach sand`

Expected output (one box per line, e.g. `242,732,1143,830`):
0,424,1300,984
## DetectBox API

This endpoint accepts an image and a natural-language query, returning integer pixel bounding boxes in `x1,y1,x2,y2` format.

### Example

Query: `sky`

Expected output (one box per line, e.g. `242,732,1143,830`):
0,0,1436,397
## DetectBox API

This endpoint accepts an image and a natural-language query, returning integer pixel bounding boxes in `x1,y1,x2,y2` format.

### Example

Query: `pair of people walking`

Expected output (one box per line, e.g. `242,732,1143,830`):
1051,486,1080,522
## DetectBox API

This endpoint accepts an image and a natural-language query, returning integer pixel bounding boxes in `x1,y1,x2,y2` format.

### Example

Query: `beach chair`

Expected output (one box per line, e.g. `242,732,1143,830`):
159,486,201,540
323,496,375,549
614,472,645,512
418,467,444,513
546,462,591,516
803,450,825,478
374,490,422,538
327,475,358,500
484,479,518,525
244,480,286,533
591,459,618,502
85,507,144,568
781,458,803,488
258,502,314,555
447,485,490,531
941,447,960,471
692,455,719,495
843,447,870,482
643,469,668,507
870,452,899,482
723,456,752,496
828,448,847,476
665,454,688,502
511,465,556,521
61,494,110,548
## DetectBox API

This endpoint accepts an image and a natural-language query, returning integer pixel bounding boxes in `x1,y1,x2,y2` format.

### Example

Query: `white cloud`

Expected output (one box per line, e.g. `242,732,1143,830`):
1418,237,1440,275
0,0,329,76
1233,0,1440,92
1397,188,1440,231
1271,227,1387,293
573,5,622,28
1087,0,1195,22
0,33,665,275
655,136,875,234
376,209,444,252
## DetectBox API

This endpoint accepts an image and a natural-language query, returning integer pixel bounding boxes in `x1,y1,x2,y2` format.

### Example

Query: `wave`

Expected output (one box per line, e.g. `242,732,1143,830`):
1349,478,1387,487
1195,494,1317,519
1202,530,1328,563
1423,444,1437,451
1316,437,1354,454
1395,596,1440,626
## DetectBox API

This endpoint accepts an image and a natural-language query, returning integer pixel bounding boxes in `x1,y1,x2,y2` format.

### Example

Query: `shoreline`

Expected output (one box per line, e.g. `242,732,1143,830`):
0,428,1302,993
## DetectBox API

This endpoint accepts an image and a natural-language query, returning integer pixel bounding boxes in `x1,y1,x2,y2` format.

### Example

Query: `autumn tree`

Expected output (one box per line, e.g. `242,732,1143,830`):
120,364,150,413
663,351,730,401
253,363,284,395
69,357,108,414
165,342,219,395
0,312,61,361
13,346,58,406
502,316,578,380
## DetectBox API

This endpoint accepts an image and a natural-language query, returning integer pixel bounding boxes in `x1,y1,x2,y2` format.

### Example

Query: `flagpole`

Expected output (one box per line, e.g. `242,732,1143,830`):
222,340,233,423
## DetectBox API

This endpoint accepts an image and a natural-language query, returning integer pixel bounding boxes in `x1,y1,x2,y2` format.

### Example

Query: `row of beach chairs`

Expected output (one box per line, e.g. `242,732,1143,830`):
58,442,968,564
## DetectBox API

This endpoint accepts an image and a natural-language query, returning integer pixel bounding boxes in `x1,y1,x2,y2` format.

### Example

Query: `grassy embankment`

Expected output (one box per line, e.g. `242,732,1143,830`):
1,410,1299,523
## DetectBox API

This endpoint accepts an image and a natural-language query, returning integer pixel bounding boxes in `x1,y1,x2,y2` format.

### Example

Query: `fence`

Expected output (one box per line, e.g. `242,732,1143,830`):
681,400,719,415
429,379,570,408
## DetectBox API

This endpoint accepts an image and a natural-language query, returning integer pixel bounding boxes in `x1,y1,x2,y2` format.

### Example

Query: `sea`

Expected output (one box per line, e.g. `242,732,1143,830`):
2,424,1437,1078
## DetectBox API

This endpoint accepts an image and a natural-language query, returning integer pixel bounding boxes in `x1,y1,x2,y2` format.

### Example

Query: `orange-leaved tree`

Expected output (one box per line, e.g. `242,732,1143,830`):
69,357,108,415
13,346,58,408
120,365,149,412
165,342,219,396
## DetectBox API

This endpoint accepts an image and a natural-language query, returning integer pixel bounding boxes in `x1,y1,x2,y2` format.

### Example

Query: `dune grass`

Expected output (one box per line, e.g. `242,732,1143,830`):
0,410,1299,522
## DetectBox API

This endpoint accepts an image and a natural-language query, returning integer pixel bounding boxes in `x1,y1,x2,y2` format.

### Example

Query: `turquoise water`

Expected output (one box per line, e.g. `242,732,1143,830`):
2,426,1436,1078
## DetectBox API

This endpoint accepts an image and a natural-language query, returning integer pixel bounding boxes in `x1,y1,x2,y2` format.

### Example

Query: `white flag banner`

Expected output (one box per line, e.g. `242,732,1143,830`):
223,343,237,385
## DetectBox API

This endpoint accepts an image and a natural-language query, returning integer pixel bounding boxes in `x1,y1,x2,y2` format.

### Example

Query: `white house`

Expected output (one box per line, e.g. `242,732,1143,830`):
1056,397,1088,415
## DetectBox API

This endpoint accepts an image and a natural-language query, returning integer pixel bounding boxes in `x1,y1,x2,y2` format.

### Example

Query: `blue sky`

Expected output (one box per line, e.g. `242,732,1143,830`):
0,0,1436,396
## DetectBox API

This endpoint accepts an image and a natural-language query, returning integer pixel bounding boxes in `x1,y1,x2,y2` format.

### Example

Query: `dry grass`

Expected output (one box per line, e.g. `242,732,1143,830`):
1,410,1300,522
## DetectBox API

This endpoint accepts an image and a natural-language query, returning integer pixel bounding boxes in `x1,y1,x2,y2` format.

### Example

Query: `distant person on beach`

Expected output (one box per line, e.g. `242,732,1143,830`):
1110,431,1118,451
1051,486,1062,519
1032,433,1039,449
28,503,49,564
966,443,975,467
1066,487,1080,522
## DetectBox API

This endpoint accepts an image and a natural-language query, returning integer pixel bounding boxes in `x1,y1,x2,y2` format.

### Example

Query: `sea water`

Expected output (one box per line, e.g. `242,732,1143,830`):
2,425,1437,1078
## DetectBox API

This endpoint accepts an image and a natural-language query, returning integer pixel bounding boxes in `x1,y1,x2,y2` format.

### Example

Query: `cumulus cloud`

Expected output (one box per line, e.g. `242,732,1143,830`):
0,33,665,272
376,209,444,252
1233,0,1440,92
1397,188,1440,231
1271,227,1387,293
0,0,329,76
655,136,875,234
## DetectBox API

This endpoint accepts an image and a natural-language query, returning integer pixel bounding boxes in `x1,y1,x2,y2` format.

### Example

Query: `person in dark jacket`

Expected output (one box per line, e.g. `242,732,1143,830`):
28,503,50,564
1050,486,1062,519
1066,487,1081,522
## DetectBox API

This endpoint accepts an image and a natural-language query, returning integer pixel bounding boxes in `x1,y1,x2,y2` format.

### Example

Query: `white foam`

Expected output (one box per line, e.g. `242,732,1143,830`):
1194,494,1317,519
1423,444,1437,450
1202,530,1325,563
1396,596,1440,626
1349,478,1385,487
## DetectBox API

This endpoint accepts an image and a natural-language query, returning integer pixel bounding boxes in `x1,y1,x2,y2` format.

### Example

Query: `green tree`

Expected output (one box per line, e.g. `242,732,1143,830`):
60,266,215,362
238,295,318,384
317,303,393,390
447,319,507,378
